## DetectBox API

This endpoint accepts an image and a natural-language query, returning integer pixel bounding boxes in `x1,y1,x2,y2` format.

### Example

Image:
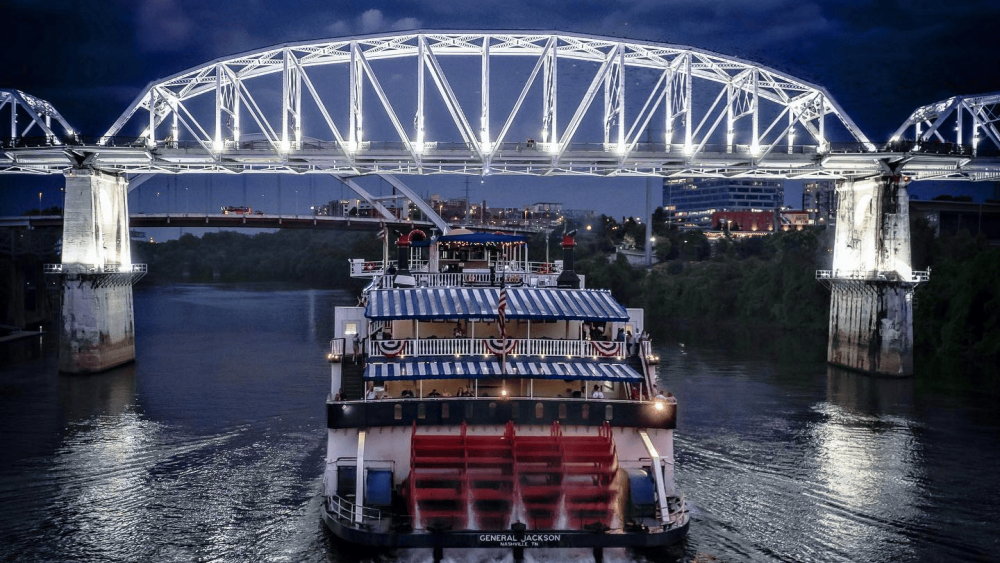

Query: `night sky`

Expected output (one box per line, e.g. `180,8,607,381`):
3,0,1000,220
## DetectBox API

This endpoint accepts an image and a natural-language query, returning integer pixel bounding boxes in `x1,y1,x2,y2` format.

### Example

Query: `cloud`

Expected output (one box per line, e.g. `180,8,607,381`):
134,0,195,53
325,9,422,37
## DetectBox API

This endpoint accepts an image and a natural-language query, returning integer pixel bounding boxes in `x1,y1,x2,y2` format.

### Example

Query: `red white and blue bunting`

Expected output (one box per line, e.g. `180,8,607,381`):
591,340,621,357
483,338,518,356
375,339,406,357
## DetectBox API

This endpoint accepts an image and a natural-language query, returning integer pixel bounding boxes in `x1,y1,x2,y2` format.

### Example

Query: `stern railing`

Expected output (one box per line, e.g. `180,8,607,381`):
368,337,625,359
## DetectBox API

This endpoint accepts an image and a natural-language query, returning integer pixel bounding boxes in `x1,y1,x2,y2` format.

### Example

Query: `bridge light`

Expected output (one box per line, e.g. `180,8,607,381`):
750,143,761,156
213,139,224,152
278,139,290,153
683,144,694,157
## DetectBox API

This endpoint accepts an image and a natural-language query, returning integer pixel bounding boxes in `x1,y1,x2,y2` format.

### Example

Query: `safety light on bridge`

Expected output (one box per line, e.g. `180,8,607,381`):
278,139,291,153
213,139,224,152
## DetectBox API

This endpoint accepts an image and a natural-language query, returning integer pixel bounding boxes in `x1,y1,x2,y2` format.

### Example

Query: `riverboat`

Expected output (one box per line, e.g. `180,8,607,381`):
321,228,688,562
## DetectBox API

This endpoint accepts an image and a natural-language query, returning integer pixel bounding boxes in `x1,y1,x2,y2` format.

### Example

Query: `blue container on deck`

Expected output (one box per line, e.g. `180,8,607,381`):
627,468,656,518
365,469,393,506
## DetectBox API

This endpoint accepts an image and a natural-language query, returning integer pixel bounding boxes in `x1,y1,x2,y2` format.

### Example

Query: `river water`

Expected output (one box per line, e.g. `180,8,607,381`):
1,284,997,562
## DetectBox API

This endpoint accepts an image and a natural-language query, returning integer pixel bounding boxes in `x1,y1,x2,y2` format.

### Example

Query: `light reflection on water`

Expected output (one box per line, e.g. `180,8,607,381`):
1,288,998,562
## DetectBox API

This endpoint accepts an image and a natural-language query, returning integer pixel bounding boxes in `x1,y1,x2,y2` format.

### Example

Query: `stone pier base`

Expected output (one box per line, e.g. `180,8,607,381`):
59,279,136,373
57,168,137,373
828,280,913,377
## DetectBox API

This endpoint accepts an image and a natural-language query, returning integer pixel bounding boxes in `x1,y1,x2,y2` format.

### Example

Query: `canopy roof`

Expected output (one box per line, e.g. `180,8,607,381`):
365,287,628,322
364,356,641,381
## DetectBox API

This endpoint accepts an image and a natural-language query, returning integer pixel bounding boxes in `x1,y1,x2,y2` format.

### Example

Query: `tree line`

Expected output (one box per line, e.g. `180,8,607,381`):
134,214,998,369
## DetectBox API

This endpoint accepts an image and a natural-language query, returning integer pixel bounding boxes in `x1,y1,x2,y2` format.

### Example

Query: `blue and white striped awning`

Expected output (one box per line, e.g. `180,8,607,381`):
365,287,628,322
364,357,642,381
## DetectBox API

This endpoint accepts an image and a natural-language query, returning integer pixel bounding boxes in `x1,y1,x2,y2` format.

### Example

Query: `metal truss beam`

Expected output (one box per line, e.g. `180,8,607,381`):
1,89,76,145
892,91,1000,156
2,34,999,181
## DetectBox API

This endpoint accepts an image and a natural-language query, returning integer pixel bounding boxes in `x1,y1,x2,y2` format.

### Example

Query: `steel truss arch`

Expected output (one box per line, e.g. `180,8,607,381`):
891,91,1000,156
1,89,77,146
98,31,874,176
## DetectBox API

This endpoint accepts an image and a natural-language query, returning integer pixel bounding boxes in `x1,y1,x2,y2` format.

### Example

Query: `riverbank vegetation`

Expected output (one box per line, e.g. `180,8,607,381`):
130,213,998,367
561,213,998,369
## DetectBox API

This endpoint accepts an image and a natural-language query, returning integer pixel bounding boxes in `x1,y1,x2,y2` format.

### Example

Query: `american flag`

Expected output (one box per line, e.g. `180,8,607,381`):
377,223,387,241
496,284,508,339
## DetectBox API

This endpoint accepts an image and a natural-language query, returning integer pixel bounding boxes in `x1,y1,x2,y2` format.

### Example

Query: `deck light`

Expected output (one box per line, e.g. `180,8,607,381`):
654,401,665,411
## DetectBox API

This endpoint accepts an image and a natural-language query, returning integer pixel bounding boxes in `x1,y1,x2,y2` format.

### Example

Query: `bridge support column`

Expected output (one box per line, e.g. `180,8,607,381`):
57,169,138,373
824,175,920,376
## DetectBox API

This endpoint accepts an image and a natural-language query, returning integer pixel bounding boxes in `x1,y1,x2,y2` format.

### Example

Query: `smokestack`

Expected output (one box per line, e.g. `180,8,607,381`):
556,230,580,289
395,232,411,276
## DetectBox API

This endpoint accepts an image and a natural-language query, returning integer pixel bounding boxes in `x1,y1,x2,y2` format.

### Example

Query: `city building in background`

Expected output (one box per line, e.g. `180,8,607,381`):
310,194,581,231
802,180,837,226
663,178,784,229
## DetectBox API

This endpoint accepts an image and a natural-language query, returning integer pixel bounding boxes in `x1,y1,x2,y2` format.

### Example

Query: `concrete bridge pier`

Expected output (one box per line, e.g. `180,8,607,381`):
55,168,145,373
823,174,925,377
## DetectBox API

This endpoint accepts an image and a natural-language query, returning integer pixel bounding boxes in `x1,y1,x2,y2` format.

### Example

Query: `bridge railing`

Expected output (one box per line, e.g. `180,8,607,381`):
366,337,625,359
816,269,930,283
8,135,999,158
44,263,147,275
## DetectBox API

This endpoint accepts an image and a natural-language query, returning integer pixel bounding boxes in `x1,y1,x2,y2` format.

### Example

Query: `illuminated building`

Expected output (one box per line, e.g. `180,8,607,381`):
663,178,783,228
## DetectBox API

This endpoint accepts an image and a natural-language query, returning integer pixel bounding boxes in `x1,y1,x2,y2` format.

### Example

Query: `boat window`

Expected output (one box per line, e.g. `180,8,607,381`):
417,403,426,419
558,403,567,420
535,402,544,418
394,403,402,420
605,405,613,420
441,403,450,419
489,402,497,417
582,404,590,420
511,403,521,418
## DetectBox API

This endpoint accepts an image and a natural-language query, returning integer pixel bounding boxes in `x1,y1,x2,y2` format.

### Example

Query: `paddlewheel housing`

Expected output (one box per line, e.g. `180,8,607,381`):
405,421,619,531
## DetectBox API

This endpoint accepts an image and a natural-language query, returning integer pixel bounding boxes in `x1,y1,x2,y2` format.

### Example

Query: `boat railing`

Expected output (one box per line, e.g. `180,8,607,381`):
328,338,345,362
350,258,565,280
368,337,626,358
325,494,407,527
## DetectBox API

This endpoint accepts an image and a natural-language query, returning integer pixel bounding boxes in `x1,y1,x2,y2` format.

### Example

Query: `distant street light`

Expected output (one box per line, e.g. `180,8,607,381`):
38,191,42,210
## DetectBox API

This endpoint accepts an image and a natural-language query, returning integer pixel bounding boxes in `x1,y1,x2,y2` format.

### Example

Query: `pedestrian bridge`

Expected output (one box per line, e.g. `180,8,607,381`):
0,213,433,231
4,30,1000,376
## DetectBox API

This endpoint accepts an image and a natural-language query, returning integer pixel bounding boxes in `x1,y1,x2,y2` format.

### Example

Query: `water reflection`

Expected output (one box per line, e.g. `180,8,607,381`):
58,362,137,421
825,366,915,416
810,366,924,561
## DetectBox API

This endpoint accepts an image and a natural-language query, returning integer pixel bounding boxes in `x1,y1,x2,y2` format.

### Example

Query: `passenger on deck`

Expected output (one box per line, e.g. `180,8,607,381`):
591,385,605,399
401,389,414,398
428,389,442,397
